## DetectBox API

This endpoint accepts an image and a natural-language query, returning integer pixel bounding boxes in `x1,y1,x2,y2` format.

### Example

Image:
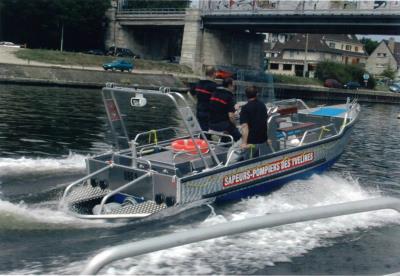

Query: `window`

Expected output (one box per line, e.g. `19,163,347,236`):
377,53,387,58
345,45,351,51
355,46,359,52
329,42,336,48
290,51,294,58
270,63,279,70
283,64,292,71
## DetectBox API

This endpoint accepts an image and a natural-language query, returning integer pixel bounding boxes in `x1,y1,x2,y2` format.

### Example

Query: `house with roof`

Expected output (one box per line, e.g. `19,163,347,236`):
266,34,368,77
365,38,400,79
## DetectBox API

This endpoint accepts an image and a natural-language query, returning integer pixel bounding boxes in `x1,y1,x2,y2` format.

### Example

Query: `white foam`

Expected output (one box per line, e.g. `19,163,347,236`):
0,198,120,230
0,152,86,177
105,173,400,275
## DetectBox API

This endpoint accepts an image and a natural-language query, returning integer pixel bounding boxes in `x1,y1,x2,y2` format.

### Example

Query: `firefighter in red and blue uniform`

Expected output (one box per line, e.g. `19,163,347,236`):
192,67,217,131
209,78,241,141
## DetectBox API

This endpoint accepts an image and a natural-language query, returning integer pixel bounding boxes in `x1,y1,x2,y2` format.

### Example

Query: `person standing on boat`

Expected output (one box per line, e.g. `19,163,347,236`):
209,78,241,141
240,85,271,158
192,66,217,131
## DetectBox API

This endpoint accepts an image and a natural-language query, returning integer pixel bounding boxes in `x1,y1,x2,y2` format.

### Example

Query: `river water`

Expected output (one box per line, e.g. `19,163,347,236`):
1,84,400,274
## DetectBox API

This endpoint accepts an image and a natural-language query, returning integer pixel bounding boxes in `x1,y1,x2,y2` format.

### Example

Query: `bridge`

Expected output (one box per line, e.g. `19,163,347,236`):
106,0,400,72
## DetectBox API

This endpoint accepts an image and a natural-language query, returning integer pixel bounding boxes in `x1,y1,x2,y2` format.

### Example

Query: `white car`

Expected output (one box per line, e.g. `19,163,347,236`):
0,41,21,48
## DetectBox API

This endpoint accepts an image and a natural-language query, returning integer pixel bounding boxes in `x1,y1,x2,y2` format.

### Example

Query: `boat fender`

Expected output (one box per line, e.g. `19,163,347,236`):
92,202,121,215
98,180,109,190
171,139,209,155
165,196,176,207
155,193,165,205
90,178,98,187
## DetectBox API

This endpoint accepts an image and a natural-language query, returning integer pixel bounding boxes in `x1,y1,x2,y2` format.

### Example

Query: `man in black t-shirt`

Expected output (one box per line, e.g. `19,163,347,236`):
192,66,217,131
240,86,271,158
209,78,241,141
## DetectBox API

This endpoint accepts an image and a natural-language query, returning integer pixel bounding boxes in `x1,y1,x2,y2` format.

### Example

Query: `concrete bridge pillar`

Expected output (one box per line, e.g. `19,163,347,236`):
180,9,204,73
180,9,265,73
202,29,264,70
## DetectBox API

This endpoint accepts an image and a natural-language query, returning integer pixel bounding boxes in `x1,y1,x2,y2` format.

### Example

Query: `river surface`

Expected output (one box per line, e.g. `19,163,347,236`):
1,84,400,274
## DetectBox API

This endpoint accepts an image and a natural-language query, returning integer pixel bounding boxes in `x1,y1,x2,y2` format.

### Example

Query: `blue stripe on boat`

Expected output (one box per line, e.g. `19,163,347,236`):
311,107,346,117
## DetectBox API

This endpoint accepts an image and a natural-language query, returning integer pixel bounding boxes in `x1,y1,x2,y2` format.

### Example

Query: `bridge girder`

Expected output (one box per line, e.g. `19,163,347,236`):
202,14,400,35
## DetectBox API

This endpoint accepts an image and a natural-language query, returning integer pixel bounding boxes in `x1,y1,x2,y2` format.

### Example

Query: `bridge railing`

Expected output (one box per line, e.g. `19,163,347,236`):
200,0,400,15
82,196,400,274
117,8,186,15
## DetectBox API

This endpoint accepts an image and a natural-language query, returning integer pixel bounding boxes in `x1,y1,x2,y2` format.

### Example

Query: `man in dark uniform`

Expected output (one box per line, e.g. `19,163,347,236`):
240,85,271,158
209,78,241,141
192,66,217,131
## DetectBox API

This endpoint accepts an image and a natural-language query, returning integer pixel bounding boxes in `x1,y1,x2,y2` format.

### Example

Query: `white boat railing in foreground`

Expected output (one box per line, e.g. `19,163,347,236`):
82,197,400,275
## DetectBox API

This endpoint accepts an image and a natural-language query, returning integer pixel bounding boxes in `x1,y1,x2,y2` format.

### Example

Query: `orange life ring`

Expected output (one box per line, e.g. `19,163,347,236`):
171,139,209,155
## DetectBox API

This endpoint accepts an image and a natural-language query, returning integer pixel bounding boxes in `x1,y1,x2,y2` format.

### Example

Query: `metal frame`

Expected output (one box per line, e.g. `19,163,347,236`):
102,85,221,170
82,196,400,275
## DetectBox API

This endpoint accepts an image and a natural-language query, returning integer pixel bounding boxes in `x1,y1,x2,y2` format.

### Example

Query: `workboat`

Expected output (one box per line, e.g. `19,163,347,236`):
59,83,360,220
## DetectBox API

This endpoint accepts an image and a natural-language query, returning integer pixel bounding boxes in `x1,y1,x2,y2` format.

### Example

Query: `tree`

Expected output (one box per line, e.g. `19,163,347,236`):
360,37,380,55
2,0,110,51
381,67,396,80
316,61,376,89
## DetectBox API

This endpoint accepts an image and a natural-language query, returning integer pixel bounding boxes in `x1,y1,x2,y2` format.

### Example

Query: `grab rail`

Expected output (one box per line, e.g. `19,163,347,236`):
272,98,311,111
133,127,182,145
82,197,400,275
59,164,113,208
298,123,336,146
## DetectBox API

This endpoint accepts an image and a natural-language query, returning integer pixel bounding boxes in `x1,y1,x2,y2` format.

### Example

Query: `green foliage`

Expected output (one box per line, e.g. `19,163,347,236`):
360,37,380,55
1,0,110,51
315,61,376,89
122,0,190,9
273,74,322,86
381,67,396,80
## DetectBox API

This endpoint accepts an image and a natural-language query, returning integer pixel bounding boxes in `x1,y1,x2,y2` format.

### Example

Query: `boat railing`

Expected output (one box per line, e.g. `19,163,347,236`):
340,98,360,133
81,196,400,275
298,123,337,146
96,172,152,215
59,155,153,208
59,164,113,208
133,127,183,146
112,153,153,171
272,98,311,111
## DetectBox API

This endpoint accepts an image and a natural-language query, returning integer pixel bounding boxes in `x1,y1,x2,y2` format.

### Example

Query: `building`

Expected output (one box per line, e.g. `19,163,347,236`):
267,34,368,77
366,38,400,79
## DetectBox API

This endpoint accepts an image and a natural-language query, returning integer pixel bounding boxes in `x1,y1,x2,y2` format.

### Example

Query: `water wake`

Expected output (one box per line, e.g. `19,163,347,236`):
103,173,400,275
0,152,86,177
0,199,119,230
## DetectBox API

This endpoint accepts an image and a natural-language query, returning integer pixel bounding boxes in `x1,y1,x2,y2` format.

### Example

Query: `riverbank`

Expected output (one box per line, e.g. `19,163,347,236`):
1,55,400,103
0,63,189,91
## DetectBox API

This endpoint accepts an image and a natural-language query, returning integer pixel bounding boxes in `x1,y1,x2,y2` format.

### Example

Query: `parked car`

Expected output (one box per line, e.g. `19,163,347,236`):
343,81,361,90
389,83,400,93
324,79,342,88
0,41,21,48
106,47,140,59
102,60,133,72
86,49,105,56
